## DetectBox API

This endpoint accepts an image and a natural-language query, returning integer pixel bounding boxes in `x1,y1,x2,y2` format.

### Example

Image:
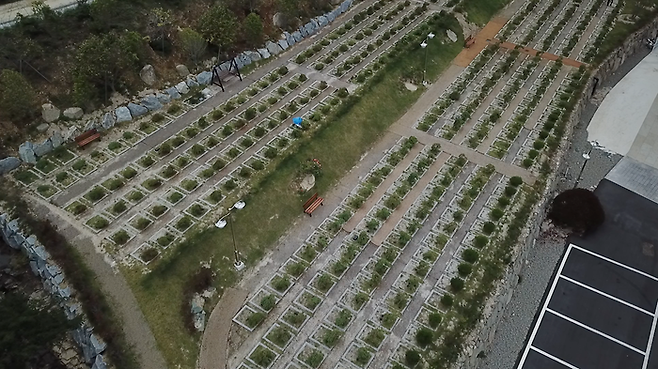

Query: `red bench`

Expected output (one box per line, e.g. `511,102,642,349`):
75,129,100,148
303,193,324,216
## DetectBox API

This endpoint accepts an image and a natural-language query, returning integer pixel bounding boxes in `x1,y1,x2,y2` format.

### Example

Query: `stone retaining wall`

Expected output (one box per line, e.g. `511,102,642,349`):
0,213,108,369
456,15,658,369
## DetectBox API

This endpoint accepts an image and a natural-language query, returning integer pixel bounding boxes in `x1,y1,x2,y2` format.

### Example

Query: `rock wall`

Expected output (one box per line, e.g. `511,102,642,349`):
0,213,108,369
456,15,658,369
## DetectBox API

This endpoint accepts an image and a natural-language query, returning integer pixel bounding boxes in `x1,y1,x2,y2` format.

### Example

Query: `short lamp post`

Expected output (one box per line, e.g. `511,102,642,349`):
215,200,246,271
420,32,435,86
574,151,591,189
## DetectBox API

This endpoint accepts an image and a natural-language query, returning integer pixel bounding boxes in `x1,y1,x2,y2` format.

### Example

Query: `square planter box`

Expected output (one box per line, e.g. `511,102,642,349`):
131,243,160,265
105,199,131,218
250,288,281,313
150,228,178,249
280,305,309,331
233,305,263,332
263,323,295,352
294,289,323,314
127,213,154,233
169,214,195,234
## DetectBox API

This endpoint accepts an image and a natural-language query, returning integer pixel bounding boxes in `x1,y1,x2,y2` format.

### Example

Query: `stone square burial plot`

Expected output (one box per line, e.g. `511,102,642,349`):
36,184,59,199
141,177,163,192
311,324,344,349
202,188,223,206
386,288,412,314
137,155,155,169
184,202,207,219
374,306,399,331
233,304,262,331
128,214,153,232
327,305,353,330
125,188,145,204
251,289,280,313
311,272,337,296
132,243,160,265
65,200,88,216
202,135,221,149
295,289,322,314
50,147,76,165
222,145,243,161
107,140,127,155
281,306,309,331
150,228,178,249
165,214,192,233
120,130,143,146
120,166,139,181
101,176,125,192
296,343,326,369
110,229,134,246
148,202,169,219
34,158,58,175
85,214,110,232
158,165,178,180
294,244,319,264
248,344,278,369
268,273,293,296
194,116,212,131
13,169,40,186
89,150,110,165
345,343,374,368
84,186,108,203
358,323,387,350
194,166,217,182
179,178,199,194
186,143,207,159
163,188,184,205
264,323,295,351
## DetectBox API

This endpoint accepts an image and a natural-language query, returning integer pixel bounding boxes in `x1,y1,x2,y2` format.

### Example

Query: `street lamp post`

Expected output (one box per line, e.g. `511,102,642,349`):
420,32,435,86
574,150,592,189
215,200,246,271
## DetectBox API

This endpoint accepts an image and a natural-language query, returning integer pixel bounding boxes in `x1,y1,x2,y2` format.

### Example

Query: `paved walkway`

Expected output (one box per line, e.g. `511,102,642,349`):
498,41,586,67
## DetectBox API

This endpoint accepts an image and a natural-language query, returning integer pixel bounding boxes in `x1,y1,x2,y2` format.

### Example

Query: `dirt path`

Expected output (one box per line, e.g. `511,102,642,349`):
28,196,168,369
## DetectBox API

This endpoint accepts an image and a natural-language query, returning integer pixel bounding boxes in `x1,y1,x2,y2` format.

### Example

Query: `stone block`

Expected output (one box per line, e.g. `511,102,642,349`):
292,31,303,42
63,107,84,120
50,130,64,148
304,22,317,36
115,106,132,123
84,120,99,132
237,53,251,67
36,123,49,132
18,142,37,164
33,139,53,157
141,95,163,111
310,18,319,29
166,87,181,100
0,157,20,175
266,41,282,55
156,93,171,105
299,25,309,38
245,51,261,62
278,39,289,50
176,81,190,95
90,334,106,355
127,103,148,117
317,15,328,27
196,71,212,85
186,78,199,88
139,64,157,86
41,103,60,122
176,64,190,77
258,48,271,59
326,11,336,22
285,32,296,46
101,112,115,130
92,354,107,369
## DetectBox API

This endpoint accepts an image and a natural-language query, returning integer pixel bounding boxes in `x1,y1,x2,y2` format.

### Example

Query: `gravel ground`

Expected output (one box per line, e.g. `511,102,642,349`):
476,47,652,369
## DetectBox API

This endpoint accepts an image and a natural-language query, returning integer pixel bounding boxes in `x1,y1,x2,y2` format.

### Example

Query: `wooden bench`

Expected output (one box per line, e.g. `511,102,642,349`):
303,192,324,216
465,36,475,48
75,129,100,148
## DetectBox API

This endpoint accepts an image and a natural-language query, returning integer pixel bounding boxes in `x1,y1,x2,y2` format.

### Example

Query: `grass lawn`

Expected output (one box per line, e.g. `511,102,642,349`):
459,0,510,26
126,14,464,369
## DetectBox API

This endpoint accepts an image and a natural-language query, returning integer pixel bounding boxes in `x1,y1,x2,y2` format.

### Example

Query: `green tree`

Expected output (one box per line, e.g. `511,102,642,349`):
243,13,264,47
197,4,239,52
72,31,145,105
179,28,207,65
0,293,79,368
0,69,37,121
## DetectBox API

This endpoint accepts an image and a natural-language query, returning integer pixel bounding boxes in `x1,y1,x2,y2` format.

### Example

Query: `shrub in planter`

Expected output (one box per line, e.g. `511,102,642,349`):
271,275,290,292
244,107,257,120
140,248,158,262
441,294,453,307
483,221,496,234
260,294,276,311
490,208,504,220
428,312,442,328
462,248,479,263
458,262,473,276
405,350,421,367
415,327,434,347
473,235,488,248
246,312,265,328
450,277,465,292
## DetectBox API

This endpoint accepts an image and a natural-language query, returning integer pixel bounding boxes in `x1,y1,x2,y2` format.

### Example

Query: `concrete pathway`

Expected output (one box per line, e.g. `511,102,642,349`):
498,41,586,67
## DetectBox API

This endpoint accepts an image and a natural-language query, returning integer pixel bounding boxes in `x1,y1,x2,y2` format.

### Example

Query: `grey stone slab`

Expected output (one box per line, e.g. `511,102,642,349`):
92,354,107,369
90,334,106,354
101,112,115,130
33,139,53,157
237,53,252,67
186,77,199,88
245,51,261,62
166,87,181,100
127,103,148,117
326,10,336,22
606,156,658,204
285,32,296,46
258,48,271,59
50,130,64,148
292,31,303,42
299,25,309,38
29,260,39,275
141,95,163,111
310,18,319,29
115,107,132,123
196,71,212,85
18,142,37,164
176,81,190,95
156,93,171,104
317,15,328,27
304,22,317,36
53,273,64,285
266,41,282,55
278,39,289,50
0,157,20,175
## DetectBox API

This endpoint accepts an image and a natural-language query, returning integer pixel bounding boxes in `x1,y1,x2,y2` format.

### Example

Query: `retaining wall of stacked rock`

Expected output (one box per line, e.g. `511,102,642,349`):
1,0,355,175
0,213,108,369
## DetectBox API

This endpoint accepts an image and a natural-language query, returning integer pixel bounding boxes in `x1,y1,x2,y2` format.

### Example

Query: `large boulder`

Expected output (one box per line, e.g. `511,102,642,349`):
127,103,148,117
292,31,303,42
36,123,49,133
50,130,64,148
317,15,328,27
176,64,190,78
273,12,287,28
156,93,171,104
0,157,21,175
101,112,116,129
245,51,261,62
166,87,181,100
139,64,157,86
115,106,132,123
63,107,83,120
258,48,271,59
33,139,53,157
41,103,60,123
196,71,212,85
186,77,199,88
175,81,190,95
141,95,163,111
284,32,296,47
18,142,37,164
446,29,457,42
278,39,289,50
236,53,251,68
